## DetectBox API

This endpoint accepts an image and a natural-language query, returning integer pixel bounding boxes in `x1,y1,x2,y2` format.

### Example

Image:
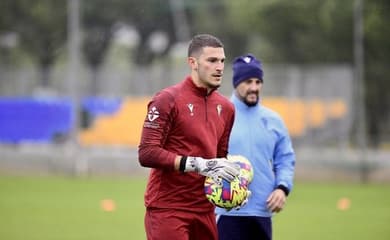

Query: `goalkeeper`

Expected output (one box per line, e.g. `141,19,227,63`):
216,54,296,240
138,34,240,240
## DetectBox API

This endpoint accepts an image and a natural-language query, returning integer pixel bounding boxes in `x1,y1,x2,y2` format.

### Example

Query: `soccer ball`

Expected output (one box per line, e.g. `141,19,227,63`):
227,155,254,185
204,155,253,209
204,176,249,209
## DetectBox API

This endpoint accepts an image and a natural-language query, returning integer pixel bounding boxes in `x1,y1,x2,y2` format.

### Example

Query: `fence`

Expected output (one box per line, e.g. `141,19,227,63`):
0,62,354,147
1,62,389,182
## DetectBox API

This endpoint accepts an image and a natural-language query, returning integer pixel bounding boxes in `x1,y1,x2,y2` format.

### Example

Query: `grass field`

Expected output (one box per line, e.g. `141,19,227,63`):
0,175,389,240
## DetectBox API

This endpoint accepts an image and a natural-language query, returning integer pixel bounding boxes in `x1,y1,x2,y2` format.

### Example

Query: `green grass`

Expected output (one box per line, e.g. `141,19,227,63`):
274,182,390,240
0,175,148,240
0,175,389,240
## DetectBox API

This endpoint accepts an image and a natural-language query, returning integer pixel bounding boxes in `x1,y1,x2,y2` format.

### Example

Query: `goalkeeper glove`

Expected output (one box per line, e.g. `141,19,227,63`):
180,156,240,185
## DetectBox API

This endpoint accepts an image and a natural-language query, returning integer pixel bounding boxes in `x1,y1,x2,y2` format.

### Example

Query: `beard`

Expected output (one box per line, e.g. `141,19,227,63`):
197,68,222,90
243,91,259,107
205,80,221,89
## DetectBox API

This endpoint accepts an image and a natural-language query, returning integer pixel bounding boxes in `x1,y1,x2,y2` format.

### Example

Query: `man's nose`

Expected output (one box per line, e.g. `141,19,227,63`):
216,62,224,71
249,82,258,90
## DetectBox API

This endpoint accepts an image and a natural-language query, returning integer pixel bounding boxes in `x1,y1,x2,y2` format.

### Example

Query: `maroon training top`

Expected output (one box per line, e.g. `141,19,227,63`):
138,76,235,212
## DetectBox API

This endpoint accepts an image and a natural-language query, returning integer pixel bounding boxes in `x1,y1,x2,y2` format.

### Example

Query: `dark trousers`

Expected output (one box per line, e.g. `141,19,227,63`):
217,215,272,240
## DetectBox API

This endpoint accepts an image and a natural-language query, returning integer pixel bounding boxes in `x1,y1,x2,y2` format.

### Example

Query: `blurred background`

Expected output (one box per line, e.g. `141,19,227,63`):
1,1,390,240
0,0,389,181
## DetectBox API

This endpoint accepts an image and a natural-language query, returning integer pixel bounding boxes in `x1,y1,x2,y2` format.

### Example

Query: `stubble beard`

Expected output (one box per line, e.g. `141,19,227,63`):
198,69,221,90
206,80,221,89
244,92,259,107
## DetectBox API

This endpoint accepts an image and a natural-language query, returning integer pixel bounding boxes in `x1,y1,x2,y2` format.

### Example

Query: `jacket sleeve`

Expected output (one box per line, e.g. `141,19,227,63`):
273,118,296,192
138,90,177,170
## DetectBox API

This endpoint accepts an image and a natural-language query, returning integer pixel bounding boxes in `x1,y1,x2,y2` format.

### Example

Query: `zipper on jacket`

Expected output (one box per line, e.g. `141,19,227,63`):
204,95,208,122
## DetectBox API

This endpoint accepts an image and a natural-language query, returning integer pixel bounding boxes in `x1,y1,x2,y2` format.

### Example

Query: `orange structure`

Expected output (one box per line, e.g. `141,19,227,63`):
79,97,347,147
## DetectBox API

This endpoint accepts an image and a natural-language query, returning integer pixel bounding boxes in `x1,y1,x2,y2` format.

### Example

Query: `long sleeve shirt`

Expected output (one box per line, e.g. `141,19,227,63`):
138,76,235,212
215,93,295,217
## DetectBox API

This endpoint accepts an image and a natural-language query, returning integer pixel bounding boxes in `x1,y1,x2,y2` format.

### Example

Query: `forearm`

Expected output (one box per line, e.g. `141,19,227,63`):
274,139,295,191
274,154,295,191
138,144,177,170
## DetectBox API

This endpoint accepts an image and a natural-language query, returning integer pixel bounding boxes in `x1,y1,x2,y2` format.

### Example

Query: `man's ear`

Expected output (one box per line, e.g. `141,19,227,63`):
188,57,198,70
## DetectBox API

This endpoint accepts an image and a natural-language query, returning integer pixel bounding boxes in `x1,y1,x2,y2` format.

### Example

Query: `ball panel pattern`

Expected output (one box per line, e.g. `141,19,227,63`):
204,177,248,209
204,155,253,209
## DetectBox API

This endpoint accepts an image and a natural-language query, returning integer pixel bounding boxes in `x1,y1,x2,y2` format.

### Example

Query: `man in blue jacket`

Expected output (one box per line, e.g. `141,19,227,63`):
216,54,296,240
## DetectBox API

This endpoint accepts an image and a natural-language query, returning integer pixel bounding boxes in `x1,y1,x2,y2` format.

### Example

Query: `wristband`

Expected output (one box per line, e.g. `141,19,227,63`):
179,156,188,172
277,184,290,196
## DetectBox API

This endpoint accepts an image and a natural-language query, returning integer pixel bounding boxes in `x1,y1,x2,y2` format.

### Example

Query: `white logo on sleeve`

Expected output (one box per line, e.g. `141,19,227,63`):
148,106,160,122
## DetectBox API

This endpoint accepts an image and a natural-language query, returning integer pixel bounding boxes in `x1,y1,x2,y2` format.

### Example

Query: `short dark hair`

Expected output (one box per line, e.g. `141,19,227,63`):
187,34,224,57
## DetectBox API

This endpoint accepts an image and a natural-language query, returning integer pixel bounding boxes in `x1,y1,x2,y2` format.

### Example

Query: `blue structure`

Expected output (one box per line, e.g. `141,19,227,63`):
0,97,74,143
81,97,122,117
0,97,124,144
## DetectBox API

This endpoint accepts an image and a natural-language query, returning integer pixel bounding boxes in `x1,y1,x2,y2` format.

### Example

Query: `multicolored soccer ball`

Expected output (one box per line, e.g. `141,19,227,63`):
204,176,249,209
204,155,253,209
227,155,254,185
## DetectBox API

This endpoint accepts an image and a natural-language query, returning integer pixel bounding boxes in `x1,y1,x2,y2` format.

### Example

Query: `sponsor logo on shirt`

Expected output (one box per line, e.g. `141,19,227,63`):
148,106,159,121
144,106,160,129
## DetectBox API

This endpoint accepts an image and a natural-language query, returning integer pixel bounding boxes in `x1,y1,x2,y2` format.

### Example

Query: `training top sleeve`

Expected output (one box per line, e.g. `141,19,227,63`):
138,90,177,170
273,117,296,192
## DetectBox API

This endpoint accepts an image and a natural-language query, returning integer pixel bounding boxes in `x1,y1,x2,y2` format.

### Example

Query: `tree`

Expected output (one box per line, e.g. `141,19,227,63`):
80,0,180,95
122,0,178,65
8,0,67,87
0,1,18,65
365,0,390,146
226,0,354,63
222,0,389,146
82,0,120,95
186,0,249,59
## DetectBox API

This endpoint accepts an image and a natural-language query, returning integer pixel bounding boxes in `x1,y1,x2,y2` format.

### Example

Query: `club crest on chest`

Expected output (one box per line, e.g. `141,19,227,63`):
187,103,194,116
185,103,223,117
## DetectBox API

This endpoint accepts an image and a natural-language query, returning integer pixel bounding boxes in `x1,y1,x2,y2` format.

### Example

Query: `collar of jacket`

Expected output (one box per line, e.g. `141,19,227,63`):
184,76,217,97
